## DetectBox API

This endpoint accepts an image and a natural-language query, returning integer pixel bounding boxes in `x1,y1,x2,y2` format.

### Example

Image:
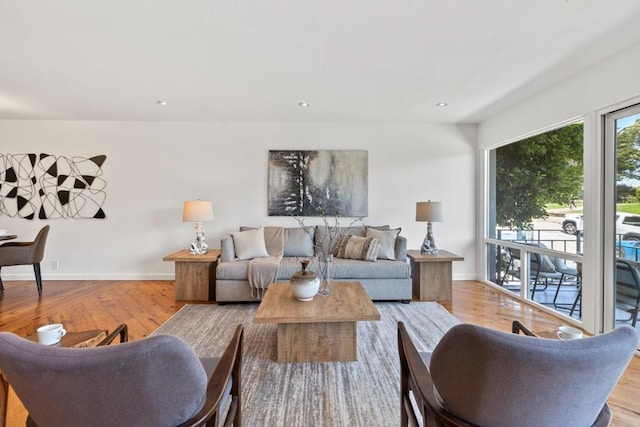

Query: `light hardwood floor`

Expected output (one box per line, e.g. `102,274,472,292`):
0,279,638,426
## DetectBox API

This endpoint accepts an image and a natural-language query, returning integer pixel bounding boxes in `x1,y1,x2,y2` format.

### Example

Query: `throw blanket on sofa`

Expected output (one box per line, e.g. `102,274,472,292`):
248,227,284,298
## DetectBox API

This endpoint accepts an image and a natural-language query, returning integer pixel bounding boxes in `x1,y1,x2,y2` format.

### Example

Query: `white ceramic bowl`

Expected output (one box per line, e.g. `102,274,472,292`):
557,325,583,340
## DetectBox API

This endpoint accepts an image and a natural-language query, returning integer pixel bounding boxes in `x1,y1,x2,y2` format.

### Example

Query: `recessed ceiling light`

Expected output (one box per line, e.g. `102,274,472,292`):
298,102,310,108
157,100,170,106
435,102,448,107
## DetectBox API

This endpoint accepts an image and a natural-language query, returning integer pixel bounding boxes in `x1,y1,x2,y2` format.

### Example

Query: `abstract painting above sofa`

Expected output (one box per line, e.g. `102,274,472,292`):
267,150,368,217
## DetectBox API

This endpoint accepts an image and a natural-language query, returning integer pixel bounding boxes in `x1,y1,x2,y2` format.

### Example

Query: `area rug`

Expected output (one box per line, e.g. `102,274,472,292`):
154,301,459,426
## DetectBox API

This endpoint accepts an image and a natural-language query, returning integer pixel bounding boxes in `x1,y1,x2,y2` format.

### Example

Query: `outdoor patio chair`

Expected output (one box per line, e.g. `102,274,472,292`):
615,259,640,327
503,244,573,300
551,258,581,312
0,324,243,427
398,320,638,427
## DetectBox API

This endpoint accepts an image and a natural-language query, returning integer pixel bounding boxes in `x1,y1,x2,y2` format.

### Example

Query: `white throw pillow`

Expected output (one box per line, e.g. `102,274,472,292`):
365,227,400,260
231,227,269,260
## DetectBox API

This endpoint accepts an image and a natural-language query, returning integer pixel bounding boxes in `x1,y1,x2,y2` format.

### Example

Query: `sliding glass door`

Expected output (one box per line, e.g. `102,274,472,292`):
605,105,640,336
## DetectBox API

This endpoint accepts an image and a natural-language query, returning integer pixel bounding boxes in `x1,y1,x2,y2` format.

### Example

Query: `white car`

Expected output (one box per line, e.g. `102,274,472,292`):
561,214,583,235
562,212,640,240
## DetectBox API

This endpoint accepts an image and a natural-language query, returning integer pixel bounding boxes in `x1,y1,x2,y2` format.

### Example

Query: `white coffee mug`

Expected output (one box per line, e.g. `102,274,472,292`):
37,323,67,345
557,325,583,340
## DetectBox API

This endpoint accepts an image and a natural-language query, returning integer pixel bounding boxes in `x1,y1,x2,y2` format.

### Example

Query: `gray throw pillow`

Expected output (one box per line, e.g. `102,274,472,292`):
283,227,315,257
365,227,400,260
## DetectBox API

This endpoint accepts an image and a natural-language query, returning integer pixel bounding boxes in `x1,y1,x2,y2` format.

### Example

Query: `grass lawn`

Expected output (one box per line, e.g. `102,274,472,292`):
616,203,640,214
544,203,640,215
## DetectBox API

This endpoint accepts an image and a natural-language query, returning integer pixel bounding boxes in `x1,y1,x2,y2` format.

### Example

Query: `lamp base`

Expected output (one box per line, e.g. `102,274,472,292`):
420,245,438,255
189,240,209,255
420,222,438,254
189,221,209,255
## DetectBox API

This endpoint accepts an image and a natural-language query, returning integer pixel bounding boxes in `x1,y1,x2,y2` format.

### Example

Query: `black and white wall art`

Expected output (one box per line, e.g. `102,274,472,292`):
0,153,107,219
268,150,368,217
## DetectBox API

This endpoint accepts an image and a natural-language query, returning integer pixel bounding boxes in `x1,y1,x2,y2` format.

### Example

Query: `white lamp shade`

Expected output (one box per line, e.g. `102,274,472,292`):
182,200,214,222
416,201,443,222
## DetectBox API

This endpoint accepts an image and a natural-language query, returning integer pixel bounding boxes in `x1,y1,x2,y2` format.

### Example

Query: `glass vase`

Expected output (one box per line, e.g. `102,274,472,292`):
316,253,333,296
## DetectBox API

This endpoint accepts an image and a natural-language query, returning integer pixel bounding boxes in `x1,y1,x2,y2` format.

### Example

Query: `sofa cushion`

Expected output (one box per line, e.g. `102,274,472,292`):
329,258,411,279
276,257,411,281
231,228,269,260
366,227,400,260
283,227,315,257
217,260,250,280
336,235,381,262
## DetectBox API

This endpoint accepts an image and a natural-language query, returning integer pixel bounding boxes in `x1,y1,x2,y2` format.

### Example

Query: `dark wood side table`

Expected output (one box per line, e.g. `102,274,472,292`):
163,249,220,301
407,249,464,301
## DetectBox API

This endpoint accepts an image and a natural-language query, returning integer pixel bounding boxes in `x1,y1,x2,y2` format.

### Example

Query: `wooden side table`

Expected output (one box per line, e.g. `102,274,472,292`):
163,249,220,301
407,249,464,301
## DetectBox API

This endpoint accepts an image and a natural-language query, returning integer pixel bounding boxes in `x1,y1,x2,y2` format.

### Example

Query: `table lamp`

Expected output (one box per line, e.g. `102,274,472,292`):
183,200,214,255
416,201,443,254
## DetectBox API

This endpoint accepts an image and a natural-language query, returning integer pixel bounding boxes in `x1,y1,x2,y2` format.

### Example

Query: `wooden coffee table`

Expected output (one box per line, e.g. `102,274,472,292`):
254,282,380,363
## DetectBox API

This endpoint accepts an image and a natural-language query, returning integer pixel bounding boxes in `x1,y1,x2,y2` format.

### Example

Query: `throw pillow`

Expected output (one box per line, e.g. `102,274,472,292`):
336,235,381,262
316,225,367,255
231,227,270,260
239,226,284,257
283,227,315,257
365,227,401,260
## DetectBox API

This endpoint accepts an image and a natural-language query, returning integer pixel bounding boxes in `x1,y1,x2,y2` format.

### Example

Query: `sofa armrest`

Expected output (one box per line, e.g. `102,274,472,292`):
395,235,407,261
221,237,236,262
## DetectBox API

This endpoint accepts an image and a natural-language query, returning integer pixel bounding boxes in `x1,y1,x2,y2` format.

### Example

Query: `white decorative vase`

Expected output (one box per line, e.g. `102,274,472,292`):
291,260,320,301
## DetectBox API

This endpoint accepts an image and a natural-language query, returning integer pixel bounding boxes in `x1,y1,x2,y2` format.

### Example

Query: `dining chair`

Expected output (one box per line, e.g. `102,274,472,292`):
0,324,243,427
0,225,50,295
398,321,638,427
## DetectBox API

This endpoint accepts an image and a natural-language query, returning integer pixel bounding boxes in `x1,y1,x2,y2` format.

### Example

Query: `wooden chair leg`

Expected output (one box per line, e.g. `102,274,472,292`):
0,372,8,427
632,294,640,328
0,267,4,293
33,263,42,296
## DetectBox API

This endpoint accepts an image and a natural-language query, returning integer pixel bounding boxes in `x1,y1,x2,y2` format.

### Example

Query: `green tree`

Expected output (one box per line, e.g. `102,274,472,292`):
616,118,640,180
496,123,583,229
617,183,637,203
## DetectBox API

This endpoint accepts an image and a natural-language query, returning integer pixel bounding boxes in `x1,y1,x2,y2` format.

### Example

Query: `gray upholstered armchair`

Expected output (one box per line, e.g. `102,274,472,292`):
0,225,50,295
0,324,243,427
398,321,638,427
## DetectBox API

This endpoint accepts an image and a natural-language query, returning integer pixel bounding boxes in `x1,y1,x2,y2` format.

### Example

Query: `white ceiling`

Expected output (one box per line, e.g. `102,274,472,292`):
1,0,640,123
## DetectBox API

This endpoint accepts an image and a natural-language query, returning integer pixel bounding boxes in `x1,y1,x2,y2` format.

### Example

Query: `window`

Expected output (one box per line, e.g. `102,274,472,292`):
485,122,584,320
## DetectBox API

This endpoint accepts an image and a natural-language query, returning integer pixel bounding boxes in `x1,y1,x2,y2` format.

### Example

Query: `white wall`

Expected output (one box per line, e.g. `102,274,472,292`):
478,42,640,147
0,121,476,281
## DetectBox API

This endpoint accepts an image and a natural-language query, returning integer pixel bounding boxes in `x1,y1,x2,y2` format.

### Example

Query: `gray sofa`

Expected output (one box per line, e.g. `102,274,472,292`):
216,225,412,303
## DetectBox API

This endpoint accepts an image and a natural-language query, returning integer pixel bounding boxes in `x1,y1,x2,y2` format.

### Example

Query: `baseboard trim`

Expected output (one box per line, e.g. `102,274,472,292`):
1,273,175,281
